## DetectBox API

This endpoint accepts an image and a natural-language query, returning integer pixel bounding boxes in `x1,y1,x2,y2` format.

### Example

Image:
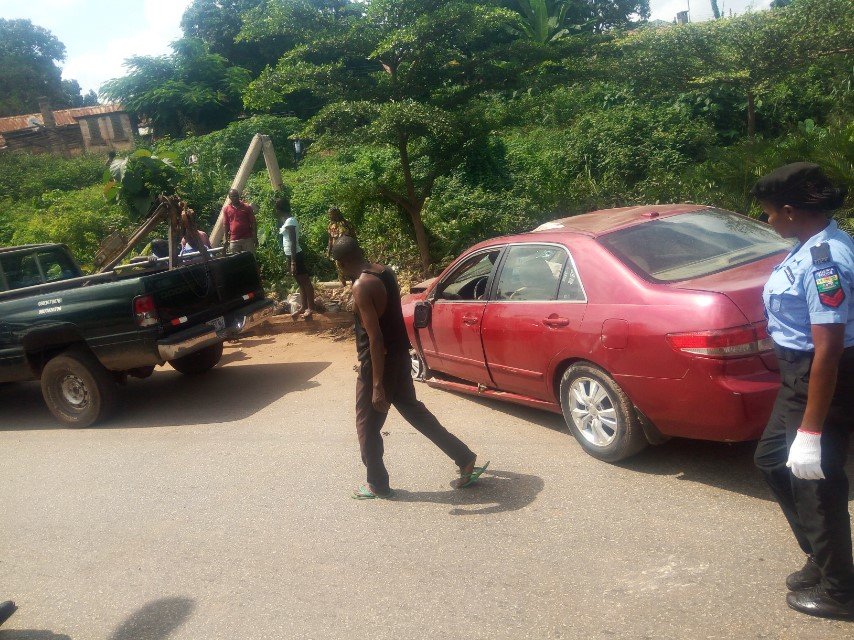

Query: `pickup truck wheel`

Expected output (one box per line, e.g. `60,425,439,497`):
41,348,117,428
559,363,648,462
169,342,224,375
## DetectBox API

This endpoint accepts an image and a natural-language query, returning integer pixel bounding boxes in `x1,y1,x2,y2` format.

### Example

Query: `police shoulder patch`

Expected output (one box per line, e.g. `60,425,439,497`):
813,265,845,308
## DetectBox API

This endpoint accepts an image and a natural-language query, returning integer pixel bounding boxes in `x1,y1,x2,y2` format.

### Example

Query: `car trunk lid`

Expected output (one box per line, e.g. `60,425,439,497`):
669,252,785,370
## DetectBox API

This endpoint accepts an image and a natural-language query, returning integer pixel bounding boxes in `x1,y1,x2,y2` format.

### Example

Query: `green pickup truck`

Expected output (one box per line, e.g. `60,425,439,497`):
0,243,274,427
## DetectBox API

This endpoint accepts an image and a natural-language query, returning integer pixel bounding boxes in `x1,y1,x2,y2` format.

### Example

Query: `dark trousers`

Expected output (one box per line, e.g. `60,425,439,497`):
754,346,854,597
355,351,475,492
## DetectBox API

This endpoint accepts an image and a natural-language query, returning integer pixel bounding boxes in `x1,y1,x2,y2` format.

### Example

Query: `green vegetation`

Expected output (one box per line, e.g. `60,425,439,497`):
1,0,851,285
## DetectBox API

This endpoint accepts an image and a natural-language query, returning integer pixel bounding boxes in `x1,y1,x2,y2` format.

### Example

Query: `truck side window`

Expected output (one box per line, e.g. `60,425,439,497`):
37,250,80,282
0,254,41,290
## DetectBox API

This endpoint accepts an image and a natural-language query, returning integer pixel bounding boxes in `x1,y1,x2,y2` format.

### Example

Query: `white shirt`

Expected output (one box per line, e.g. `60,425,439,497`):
279,217,301,256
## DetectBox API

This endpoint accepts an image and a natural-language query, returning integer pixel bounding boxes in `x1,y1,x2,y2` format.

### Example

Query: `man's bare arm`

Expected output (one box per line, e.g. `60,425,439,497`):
286,226,298,273
353,276,390,412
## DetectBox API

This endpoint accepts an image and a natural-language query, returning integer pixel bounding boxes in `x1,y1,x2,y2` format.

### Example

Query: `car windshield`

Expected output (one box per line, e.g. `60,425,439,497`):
598,208,792,282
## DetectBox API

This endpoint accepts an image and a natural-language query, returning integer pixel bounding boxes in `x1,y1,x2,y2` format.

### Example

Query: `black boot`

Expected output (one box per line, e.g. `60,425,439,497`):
787,586,854,620
786,556,822,591
0,600,16,627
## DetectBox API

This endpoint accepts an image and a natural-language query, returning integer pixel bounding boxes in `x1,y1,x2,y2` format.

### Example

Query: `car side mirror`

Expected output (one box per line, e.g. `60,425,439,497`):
414,301,432,329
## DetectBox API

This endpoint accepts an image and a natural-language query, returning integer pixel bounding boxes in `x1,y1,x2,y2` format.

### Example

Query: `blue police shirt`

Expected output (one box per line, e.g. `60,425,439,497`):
763,220,854,351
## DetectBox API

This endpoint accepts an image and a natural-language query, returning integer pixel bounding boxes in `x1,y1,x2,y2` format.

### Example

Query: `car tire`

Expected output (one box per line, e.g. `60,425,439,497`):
41,348,117,428
169,342,224,375
559,363,648,462
410,349,427,381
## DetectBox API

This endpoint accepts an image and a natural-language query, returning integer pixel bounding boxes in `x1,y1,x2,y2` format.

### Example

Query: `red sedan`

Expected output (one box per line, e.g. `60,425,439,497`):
402,204,792,462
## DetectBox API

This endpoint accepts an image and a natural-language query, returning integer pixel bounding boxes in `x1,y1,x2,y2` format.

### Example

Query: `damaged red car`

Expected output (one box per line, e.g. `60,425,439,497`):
402,204,791,462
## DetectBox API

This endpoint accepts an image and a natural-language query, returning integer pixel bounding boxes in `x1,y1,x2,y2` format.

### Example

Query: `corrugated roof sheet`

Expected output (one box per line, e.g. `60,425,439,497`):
0,104,126,134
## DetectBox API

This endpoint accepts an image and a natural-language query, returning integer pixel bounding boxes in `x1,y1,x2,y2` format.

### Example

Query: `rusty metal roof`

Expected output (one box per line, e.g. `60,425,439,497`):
0,104,126,134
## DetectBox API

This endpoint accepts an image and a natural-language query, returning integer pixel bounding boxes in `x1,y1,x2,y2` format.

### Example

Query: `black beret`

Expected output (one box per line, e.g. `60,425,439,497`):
750,162,823,201
750,162,846,211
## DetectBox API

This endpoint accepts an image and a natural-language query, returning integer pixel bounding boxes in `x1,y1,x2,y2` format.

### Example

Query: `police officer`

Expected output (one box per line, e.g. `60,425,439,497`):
753,163,854,619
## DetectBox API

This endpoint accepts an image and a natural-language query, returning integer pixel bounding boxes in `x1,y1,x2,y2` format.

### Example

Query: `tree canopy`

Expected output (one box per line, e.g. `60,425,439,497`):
101,38,252,138
0,19,96,116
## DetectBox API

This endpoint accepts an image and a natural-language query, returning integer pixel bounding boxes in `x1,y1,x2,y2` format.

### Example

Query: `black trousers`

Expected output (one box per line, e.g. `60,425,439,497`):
754,345,854,597
355,351,475,492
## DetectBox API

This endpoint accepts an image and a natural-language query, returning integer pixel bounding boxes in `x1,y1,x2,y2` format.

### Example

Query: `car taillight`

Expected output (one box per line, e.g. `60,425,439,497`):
667,323,773,358
133,294,160,328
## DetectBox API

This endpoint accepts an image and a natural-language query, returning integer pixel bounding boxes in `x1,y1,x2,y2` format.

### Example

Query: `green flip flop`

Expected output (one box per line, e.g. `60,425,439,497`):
455,460,490,489
351,485,394,500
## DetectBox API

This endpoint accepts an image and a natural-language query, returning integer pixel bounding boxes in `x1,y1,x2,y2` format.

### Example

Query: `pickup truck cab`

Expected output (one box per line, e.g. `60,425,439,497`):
0,243,274,427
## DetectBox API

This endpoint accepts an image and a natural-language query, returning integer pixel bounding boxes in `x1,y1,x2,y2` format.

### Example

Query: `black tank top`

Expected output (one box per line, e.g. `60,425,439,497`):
354,266,411,362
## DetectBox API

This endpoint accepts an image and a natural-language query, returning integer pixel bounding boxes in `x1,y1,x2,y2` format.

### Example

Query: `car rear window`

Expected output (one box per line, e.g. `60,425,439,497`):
598,209,791,282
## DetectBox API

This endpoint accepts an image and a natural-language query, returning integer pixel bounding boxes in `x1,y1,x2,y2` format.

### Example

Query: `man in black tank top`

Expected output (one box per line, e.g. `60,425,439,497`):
332,237,486,499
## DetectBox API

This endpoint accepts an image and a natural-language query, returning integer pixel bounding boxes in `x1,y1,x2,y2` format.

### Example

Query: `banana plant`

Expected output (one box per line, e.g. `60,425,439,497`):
103,149,181,220
514,0,569,44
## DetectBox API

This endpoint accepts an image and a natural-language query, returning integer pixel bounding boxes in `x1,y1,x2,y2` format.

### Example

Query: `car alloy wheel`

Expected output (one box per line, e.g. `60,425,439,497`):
410,349,426,381
559,363,648,462
568,377,618,447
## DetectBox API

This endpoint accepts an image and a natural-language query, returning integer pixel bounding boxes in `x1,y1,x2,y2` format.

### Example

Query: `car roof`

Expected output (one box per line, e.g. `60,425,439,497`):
460,204,712,255
531,203,709,237
0,244,59,255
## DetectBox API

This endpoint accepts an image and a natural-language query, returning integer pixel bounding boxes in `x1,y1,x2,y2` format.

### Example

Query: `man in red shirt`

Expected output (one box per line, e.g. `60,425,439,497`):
223,189,257,254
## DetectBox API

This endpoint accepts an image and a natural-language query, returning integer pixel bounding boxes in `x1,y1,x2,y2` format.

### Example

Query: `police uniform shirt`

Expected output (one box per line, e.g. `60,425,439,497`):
763,220,854,352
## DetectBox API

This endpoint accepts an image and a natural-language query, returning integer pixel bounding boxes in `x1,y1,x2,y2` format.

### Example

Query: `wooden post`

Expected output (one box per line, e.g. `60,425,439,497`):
261,135,284,192
210,133,265,247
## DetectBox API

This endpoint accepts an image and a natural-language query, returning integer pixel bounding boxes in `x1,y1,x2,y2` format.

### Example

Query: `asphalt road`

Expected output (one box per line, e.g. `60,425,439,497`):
1,332,852,640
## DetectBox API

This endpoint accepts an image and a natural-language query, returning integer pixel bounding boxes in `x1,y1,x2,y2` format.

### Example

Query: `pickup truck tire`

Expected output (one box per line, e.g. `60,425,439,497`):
169,342,224,375
41,348,117,428
559,363,648,463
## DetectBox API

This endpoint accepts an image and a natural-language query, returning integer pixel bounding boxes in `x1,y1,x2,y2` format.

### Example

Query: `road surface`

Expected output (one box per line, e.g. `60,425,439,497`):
1,332,852,639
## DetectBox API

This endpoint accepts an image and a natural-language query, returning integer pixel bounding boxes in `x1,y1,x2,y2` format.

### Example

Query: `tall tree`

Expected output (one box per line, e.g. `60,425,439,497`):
0,19,66,116
101,38,251,138
181,0,283,73
244,0,528,273
563,0,650,32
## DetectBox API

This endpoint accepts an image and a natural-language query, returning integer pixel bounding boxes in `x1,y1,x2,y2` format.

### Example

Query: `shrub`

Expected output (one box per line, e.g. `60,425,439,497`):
0,185,133,268
0,152,106,201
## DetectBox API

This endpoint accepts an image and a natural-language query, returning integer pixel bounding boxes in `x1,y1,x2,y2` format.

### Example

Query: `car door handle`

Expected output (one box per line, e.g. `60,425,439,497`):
543,317,570,328
462,315,479,326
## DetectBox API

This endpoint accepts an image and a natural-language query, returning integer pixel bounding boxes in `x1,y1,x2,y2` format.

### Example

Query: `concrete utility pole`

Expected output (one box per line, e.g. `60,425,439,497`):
209,133,284,247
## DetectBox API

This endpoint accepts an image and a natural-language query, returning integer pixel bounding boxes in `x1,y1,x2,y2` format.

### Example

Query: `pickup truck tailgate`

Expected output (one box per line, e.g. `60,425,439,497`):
143,253,262,333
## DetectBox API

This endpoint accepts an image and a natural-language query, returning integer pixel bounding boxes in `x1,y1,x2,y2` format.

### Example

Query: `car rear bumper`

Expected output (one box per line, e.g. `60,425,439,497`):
616,369,780,442
156,299,274,362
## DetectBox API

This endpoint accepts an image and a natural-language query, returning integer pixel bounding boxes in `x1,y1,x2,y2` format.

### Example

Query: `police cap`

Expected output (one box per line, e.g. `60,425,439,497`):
750,162,845,211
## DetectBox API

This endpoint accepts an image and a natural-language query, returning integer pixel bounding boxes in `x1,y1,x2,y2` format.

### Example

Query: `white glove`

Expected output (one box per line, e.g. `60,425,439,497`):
786,430,825,480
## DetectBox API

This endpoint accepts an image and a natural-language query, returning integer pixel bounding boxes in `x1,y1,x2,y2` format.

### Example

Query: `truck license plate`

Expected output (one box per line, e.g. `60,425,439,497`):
207,316,226,333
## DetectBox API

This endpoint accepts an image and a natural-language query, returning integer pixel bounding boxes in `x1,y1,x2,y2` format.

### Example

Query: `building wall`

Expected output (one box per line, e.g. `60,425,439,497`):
1,127,86,156
79,113,135,154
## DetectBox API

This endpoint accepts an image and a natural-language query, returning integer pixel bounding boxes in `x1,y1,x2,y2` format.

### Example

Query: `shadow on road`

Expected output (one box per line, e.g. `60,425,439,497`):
108,596,195,640
435,388,567,434
391,468,544,515
0,361,329,431
0,596,194,640
619,437,854,502
425,385,854,503
0,632,71,640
